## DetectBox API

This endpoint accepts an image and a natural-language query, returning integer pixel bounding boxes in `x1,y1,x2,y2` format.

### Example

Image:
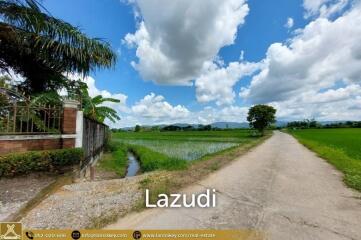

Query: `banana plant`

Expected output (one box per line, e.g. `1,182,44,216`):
80,85,121,123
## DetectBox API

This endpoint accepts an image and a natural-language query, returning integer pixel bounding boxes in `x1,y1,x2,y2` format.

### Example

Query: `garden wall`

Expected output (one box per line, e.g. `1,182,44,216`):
0,100,81,155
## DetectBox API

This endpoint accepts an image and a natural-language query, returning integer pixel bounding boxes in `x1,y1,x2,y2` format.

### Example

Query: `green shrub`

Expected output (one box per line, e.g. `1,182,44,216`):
0,148,83,177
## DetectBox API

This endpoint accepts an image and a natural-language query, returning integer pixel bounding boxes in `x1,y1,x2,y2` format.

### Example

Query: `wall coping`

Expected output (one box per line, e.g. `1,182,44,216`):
63,99,80,109
0,134,76,141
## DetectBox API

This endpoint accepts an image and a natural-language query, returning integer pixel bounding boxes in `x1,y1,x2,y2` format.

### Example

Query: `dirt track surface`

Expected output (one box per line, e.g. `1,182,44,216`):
106,131,361,240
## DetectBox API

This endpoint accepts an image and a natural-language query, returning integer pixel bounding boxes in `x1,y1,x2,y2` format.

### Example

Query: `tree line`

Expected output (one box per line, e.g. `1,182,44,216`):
287,119,361,129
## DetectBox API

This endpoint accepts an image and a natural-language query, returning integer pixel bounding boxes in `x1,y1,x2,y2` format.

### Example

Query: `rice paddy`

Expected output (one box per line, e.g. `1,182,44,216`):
113,130,254,162
118,139,239,161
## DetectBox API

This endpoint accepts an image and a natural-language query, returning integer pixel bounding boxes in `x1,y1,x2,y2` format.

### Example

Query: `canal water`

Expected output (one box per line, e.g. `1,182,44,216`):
125,152,140,177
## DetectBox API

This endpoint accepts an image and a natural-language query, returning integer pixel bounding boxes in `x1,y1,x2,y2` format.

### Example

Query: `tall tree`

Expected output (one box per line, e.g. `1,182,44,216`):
0,0,116,94
247,105,276,135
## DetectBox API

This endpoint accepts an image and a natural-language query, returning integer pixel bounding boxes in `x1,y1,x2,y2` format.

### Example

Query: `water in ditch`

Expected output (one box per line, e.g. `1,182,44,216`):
125,152,140,177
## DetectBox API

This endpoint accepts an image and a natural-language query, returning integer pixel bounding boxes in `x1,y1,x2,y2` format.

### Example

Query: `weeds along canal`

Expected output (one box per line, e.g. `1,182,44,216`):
126,152,140,177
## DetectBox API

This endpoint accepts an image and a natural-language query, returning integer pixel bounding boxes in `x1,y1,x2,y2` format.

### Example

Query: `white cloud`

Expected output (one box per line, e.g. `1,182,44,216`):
303,0,350,18
240,3,361,121
0,70,25,85
285,17,294,29
81,76,129,114
124,0,249,85
271,88,361,121
131,92,190,120
195,60,262,105
196,105,249,124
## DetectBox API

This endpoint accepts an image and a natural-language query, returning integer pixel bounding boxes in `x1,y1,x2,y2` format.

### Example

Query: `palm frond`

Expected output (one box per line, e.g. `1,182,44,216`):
0,0,116,93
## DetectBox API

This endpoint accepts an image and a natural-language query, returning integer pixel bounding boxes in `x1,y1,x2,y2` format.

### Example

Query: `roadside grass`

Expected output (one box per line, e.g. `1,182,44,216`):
98,142,128,177
289,129,361,192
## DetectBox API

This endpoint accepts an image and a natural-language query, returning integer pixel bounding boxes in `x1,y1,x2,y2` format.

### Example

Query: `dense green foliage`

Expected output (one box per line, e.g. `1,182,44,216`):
134,125,141,132
0,0,116,94
322,121,361,128
287,119,361,129
0,148,83,177
287,119,320,129
247,105,276,134
290,129,361,191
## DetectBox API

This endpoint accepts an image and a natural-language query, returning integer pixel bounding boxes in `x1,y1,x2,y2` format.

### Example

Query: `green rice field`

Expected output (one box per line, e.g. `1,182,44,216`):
106,130,260,172
290,128,361,191
118,139,238,161
113,130,254,161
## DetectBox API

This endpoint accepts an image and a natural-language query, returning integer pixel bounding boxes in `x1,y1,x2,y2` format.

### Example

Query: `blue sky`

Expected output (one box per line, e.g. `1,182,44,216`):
42,0,361,127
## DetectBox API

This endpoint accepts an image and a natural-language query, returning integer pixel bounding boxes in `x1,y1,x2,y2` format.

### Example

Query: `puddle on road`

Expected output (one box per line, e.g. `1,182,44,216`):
126,152,140,177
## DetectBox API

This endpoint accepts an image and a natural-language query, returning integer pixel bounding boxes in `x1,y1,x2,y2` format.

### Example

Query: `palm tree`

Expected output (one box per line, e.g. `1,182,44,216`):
0,0,116,94
80,85,120,123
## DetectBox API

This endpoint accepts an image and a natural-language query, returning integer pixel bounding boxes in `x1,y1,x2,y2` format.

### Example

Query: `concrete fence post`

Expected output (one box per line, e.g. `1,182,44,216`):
62,99,80,148
75,111,83,148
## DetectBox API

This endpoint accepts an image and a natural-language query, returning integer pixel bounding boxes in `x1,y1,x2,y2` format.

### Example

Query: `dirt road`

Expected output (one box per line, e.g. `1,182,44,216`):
106,131,361,240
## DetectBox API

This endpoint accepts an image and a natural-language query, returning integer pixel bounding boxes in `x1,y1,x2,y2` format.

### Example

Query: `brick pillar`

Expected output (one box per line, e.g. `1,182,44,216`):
62,99,79,148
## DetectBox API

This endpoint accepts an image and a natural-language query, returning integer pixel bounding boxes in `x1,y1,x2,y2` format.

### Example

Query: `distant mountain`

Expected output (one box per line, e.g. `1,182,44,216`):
170,122,250,129
275,121,288,127
211,122,249,129
172,123,198,128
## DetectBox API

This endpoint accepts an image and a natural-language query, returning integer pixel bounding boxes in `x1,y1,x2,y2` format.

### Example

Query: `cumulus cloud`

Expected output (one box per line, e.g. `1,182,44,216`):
131,92,190,120
272,87,361,121
240,3,361,121
285,17,294,29
195,105,249,124
81,76,129,114
195,60,262,105
124,0,249,85
303,0,350,18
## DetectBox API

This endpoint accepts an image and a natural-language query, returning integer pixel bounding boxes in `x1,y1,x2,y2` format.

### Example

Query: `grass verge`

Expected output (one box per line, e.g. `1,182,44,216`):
289,132,361,192
98,142,128,177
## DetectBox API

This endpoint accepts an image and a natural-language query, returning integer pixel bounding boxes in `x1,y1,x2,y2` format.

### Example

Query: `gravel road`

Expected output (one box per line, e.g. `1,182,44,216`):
106,131,361,240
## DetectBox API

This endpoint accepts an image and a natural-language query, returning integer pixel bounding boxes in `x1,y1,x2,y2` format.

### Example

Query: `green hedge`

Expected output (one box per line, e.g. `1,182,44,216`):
0,148,84,177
